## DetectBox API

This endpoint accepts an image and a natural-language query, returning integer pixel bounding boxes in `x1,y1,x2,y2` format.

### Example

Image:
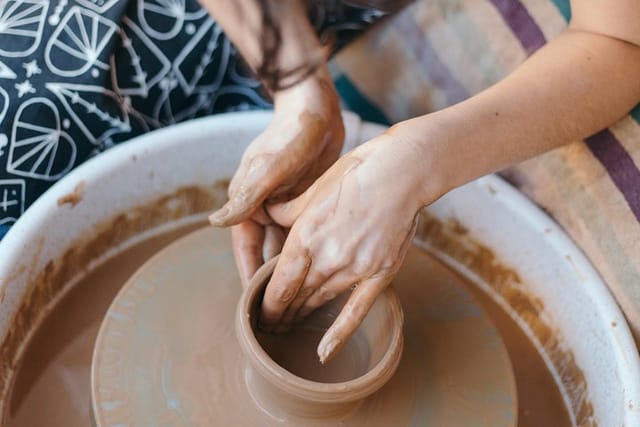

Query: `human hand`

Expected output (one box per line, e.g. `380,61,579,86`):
209,73,345,287
261,127,444,363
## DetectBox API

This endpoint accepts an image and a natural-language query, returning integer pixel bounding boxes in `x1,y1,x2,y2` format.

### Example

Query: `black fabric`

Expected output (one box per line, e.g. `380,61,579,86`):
0,0,390,238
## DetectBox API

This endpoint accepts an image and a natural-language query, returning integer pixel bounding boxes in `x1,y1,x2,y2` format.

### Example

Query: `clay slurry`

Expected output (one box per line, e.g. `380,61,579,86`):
7,225,571,426
92,227,517,426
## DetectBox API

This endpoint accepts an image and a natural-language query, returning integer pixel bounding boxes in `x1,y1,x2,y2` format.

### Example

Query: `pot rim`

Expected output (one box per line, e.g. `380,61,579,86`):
235,255,405,404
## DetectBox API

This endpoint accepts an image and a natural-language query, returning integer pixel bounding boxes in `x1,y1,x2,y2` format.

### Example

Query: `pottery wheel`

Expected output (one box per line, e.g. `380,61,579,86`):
91,227,517,426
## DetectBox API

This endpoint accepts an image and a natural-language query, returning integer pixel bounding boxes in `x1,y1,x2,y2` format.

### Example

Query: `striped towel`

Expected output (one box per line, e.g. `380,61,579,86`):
333,0,640,345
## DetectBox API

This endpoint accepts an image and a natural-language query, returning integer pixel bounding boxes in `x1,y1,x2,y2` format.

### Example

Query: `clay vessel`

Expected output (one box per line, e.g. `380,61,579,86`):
236,256,404,420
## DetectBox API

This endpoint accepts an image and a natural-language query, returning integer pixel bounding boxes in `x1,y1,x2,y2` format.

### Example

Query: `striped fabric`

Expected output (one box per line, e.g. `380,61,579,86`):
334,0,640,345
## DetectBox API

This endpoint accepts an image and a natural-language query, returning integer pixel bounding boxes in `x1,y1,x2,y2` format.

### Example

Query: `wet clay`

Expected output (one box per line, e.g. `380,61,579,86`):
6,225,572,427
0,183,228,410
415,212,589,425
465,283,573,427
57,181,86,207
92,227,516,426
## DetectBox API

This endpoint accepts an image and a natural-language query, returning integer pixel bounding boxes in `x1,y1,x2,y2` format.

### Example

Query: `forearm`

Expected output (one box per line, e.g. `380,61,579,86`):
399,30,640,202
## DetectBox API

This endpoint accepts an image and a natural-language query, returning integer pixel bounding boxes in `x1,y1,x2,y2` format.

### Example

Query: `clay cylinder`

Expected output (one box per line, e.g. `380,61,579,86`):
235,257,404,420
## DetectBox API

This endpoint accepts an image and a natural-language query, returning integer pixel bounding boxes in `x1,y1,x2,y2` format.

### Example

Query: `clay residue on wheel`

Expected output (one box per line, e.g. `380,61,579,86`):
414,211,595,427
0,182,229,414
0,267,26,304
57,181,86,208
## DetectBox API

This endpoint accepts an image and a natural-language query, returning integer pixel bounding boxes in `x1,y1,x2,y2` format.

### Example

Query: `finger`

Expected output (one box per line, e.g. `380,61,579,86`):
208,187,264,226
231,221,265,289
317,273,392,364
267,188,314,227
268,155,361,227
274,266,331,332
209,156,286,226
263,225,285,262
260,245,311,332
293,269,354,322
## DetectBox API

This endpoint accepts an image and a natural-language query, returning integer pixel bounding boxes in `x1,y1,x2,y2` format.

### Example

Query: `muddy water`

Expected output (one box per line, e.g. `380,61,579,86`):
5,225,571,426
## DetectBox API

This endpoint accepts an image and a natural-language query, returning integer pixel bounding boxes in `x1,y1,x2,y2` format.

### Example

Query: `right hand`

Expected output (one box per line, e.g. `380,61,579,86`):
259,128,437,362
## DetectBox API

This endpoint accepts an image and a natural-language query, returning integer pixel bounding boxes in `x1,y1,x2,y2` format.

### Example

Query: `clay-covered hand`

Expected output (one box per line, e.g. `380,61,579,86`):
262,129,442,363
209,75,345,287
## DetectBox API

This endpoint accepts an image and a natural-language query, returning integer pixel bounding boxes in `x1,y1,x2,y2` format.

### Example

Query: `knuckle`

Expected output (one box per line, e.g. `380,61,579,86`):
280,244,306,265
296,286,315,299
318,286,337,301
314,244,346,272
272,285,297,304
351,259,372,277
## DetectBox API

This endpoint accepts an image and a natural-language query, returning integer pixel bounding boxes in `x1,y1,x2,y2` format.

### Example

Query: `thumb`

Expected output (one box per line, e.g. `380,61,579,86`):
209,189,258,227
267,186,314,227
210,162,284,227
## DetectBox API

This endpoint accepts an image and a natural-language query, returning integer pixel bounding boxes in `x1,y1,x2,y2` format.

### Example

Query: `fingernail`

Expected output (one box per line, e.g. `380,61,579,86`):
318,336,342,364
208,206,231,226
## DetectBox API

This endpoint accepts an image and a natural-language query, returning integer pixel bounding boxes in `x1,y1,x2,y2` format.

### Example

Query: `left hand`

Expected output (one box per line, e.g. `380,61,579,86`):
209,73,345,287
261,127,444,363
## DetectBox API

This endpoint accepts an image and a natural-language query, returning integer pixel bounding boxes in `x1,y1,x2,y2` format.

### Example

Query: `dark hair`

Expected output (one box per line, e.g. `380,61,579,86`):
254,0,410,93
255,0,327,93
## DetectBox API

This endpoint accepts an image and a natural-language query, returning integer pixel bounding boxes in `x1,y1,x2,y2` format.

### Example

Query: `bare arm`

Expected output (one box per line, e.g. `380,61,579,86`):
399,0,640,200
260,0,640,363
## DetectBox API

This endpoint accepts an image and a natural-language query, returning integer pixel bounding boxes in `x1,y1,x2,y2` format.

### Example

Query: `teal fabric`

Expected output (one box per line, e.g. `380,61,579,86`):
335,75,390,125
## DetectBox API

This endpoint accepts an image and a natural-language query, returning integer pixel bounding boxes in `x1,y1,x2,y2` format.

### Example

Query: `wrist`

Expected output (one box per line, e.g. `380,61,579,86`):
272,67,337,108
384,117,455,207
271,68,343,141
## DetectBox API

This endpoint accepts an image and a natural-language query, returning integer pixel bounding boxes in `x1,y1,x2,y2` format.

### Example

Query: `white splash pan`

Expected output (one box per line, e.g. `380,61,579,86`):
0,111,638,426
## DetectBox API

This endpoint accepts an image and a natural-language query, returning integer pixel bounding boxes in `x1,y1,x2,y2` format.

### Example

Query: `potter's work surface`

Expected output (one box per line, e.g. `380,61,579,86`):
92,227,517,426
